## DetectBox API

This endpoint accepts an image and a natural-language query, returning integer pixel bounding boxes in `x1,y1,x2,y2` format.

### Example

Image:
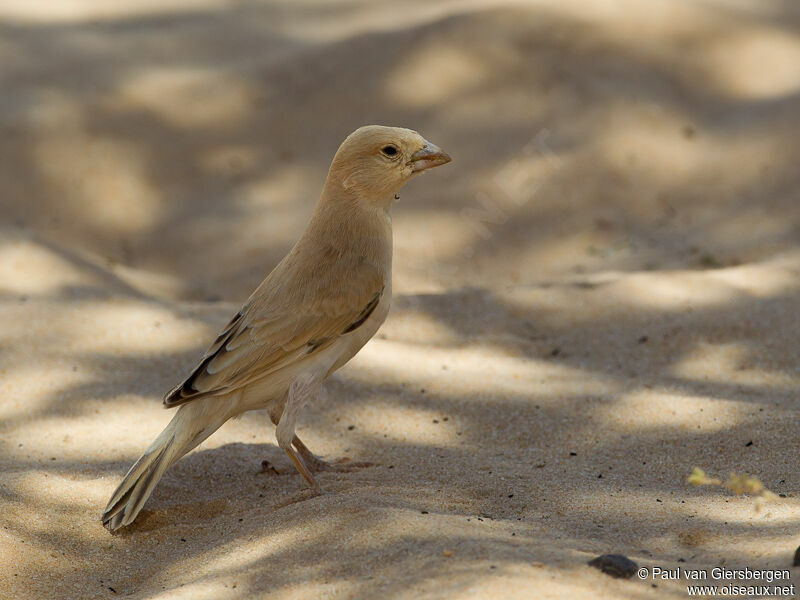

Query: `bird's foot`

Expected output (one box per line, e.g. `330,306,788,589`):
308,456,376,473
296,449,375,473
291,435,375,473
272,486,323,509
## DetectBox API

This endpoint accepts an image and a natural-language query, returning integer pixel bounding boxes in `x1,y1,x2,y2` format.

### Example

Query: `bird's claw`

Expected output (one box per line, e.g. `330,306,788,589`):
323,458,376,473
272,486,323,509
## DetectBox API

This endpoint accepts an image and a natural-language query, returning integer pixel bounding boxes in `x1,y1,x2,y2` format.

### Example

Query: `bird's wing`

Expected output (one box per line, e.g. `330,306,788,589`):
164,264,384,407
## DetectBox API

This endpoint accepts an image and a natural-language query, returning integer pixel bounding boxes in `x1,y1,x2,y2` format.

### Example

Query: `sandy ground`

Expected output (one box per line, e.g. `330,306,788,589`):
2,0,800,598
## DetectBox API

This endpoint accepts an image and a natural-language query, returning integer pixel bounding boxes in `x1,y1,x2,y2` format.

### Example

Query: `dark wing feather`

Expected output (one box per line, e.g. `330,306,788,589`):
342,289,382,333
164,311,245,406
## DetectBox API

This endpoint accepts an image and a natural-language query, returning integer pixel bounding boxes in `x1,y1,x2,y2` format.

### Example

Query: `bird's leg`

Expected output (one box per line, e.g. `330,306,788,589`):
291,435,329,471
275,376,321,493
291,435,374,473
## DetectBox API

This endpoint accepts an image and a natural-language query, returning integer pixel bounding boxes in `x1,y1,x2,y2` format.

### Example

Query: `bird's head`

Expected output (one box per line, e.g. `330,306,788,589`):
327,125,451,207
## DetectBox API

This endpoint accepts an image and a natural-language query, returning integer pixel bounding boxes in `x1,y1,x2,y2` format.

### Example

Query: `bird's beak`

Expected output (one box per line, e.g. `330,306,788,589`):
410,141,452,173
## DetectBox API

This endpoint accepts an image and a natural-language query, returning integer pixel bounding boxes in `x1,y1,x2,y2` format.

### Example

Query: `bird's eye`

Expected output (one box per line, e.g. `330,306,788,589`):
381,145,398,157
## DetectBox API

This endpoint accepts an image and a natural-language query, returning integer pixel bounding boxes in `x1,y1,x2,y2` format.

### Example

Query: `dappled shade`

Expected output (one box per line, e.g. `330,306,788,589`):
1,0,800,599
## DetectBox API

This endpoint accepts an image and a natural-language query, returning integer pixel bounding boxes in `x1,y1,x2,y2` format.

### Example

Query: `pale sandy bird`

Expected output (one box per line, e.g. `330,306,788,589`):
102,125,451,531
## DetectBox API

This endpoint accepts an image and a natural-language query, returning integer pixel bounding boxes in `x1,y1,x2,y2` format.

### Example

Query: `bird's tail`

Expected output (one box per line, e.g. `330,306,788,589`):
101,399,231,531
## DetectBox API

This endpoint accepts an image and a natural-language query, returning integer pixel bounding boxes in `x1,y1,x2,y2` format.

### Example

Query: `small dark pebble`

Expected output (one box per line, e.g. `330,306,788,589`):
238,518,243,522
597,474,603,479
780,493,787,498
508,494,514,498
569,452,577,457
420,389,426,394
421,511,429,514
678,558,686,563
638,335,649,344
656,498,662,503
793,546,800,567
442,417,449,421
587,554,638,579
180,538,186,542
388,465,394,469
489,565,497,569
745,440,753,447
550,348,561,357
432,419,439,424
347,425,355,431
108,587,117,594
